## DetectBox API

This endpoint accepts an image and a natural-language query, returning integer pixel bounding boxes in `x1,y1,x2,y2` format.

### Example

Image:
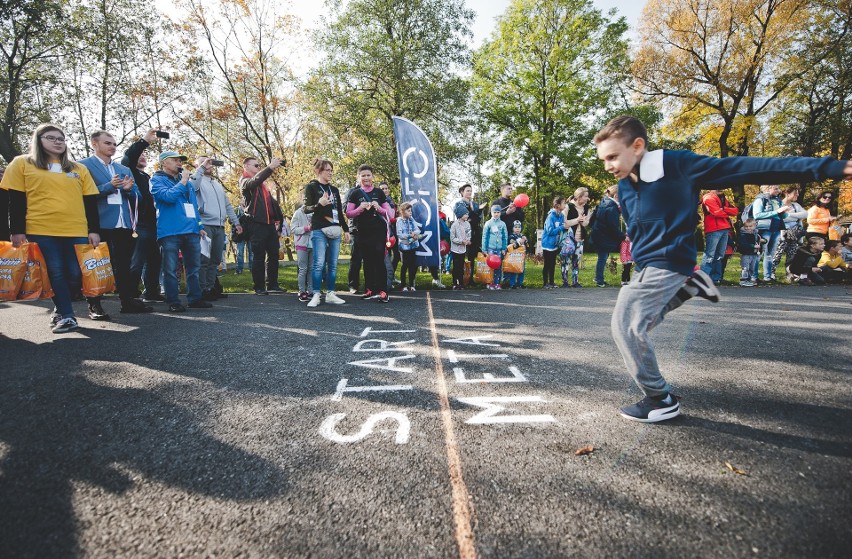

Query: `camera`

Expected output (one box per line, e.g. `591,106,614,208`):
211,159,224,167
155,130,170,139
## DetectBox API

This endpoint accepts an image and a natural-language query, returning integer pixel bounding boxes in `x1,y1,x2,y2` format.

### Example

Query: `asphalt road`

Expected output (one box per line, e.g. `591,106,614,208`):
1,284,850,558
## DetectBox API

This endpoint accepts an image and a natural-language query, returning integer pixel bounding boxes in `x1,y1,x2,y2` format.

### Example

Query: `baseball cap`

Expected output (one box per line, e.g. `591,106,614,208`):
158,151,188,162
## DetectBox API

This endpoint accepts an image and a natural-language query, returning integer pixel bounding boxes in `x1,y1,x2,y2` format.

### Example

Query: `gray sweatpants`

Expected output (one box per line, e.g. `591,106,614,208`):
611,266,691,398
200,225,225,292
297,247,313,293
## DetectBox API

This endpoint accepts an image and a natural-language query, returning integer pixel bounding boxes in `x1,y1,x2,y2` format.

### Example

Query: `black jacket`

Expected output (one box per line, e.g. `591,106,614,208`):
303,180,348,233
240,167,283,225
590,196,625,252
121,138,156,227
495,195,524,231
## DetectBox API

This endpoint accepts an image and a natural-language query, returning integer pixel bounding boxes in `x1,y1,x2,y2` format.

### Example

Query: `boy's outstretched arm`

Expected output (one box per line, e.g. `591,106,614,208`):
682,152,850,187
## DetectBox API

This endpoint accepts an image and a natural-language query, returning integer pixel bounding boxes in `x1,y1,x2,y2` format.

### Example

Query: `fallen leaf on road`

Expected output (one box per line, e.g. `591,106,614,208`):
575,446,594,456
725,461,748,476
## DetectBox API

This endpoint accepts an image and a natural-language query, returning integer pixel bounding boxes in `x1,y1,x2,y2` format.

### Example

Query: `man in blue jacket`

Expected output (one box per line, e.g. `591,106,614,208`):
150,151,212,313
79,130,151,318
594,115,851,423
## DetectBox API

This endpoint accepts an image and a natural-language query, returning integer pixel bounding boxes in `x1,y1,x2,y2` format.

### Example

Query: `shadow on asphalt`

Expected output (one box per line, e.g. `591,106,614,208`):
0,331,291,558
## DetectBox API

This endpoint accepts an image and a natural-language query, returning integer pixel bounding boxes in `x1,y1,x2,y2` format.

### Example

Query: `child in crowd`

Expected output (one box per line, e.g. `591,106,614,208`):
505,220,527,289
395,202,420,292
290,204,313,302
737,218,764,287
481,204,508,290
818,240,850,283
541,196,566,288
450,205,471,289
790,236,828,285
594,115,851,423
841,233,852,266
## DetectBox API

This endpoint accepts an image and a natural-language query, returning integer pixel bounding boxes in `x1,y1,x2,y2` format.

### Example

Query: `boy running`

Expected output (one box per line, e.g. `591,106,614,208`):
594,116,851,423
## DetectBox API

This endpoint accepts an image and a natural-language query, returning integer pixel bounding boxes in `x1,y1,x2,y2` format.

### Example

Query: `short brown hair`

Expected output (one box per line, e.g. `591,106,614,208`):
459,183,472,194
594,115,648,146
90,130,114,141
243,157,257,165
398,201,413,214
357,164,374,174
552,195,565,208
313,158,333,172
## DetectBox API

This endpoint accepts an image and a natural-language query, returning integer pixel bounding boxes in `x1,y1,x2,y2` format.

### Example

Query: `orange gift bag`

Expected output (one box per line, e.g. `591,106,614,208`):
75,243,115,297
0,241,27,300
502,245,525,274
473,252,493,285
17,243,54,300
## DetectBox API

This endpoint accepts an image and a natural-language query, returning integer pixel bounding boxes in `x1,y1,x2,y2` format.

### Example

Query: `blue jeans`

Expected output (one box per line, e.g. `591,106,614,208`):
311,230,341,292
759,230,781,279
505,270,525,287
235,240,252,273
486,249,503,285
595,251,610,284
160,233,202,305
27,235,88,317
700,230,728,281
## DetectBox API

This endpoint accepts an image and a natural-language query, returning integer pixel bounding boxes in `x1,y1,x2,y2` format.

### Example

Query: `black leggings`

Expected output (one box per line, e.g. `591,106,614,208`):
356,231,387,293
452,252,466,286
400,249,417,286
542,249,558,285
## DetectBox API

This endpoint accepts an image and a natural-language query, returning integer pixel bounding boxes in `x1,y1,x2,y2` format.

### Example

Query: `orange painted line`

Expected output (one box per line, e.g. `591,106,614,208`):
427,293,477,559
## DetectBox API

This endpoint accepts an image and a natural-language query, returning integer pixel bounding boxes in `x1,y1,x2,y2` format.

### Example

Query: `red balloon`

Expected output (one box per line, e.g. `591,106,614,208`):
440,240,450,256
486,254,502,269
386,236,396,248
513,193,530,208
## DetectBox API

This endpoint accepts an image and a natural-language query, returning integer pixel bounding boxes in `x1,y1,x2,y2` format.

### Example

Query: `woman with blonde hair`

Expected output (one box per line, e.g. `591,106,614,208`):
562,186,591,287
1,124,101,333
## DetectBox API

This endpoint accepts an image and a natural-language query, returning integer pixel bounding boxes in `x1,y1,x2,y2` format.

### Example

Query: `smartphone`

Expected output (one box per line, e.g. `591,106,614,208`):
211,160,225,167
155,130,170,139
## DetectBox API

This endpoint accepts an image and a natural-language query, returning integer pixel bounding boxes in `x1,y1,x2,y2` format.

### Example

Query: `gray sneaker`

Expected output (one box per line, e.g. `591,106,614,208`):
52,317,79,334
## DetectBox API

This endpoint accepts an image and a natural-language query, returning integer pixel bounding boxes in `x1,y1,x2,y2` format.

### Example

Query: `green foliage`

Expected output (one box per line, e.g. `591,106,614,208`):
0,0,67,162
470,0,630,227
303,0,474,187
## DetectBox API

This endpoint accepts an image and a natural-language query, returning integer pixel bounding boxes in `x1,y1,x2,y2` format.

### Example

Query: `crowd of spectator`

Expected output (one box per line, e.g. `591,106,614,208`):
1,123,849,334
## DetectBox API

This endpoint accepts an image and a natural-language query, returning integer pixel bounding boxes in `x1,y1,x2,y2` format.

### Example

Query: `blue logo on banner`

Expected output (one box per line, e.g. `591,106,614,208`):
392,116,439,267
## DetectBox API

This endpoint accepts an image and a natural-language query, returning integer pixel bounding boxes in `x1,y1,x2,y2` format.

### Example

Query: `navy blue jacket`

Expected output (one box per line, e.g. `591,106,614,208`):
619,150,847,276
590,196,625,252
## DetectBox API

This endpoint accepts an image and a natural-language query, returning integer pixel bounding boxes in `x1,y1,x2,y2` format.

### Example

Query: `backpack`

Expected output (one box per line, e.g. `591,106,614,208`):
559,229,577,258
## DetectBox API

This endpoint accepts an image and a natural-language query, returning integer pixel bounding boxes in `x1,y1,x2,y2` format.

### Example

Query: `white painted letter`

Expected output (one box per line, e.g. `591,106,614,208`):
332,379,413,401
453,366,528,384
447,350,507,363
442,335,500,347
353,339,416,352
319,412,410,444
457,396,556,425
348,355,415,373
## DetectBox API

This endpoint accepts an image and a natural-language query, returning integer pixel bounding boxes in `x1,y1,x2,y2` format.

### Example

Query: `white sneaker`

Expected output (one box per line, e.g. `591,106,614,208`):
307,293,322,307
402,287,409,292
685,269,720,302
325,291,346,305
432,279,445,288
410,286,416,292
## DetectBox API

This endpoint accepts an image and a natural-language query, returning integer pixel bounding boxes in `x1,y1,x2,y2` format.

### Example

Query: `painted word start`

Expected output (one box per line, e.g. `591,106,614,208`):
319,327,555,445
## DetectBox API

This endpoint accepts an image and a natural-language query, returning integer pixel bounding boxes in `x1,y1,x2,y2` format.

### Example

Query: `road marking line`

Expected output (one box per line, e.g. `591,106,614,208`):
427,293,477,559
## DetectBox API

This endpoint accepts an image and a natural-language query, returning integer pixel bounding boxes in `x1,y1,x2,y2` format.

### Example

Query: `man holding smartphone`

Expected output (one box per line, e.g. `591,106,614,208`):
79,130,152,318
123,128,164,303
192,155,242,300
240,155,285,295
